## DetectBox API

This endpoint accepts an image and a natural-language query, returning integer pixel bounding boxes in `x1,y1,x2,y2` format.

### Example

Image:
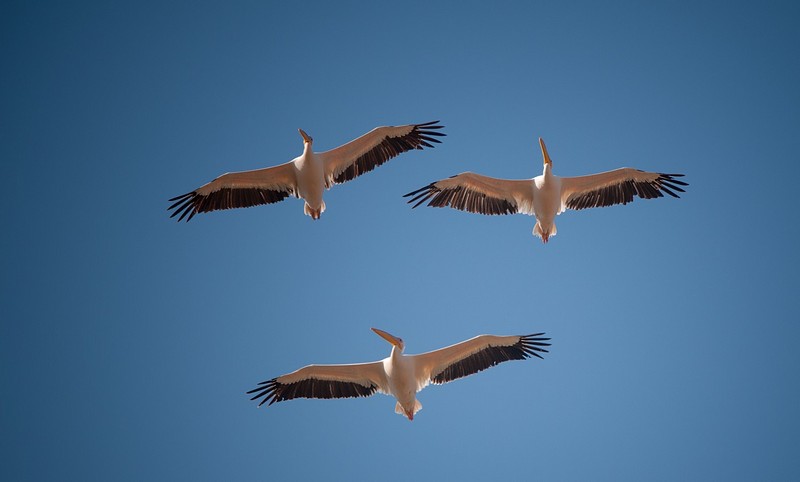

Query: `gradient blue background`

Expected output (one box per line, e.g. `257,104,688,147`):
3,1,799,480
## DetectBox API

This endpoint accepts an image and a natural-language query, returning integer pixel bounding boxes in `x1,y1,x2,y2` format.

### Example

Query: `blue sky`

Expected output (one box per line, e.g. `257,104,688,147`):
2,1,799,480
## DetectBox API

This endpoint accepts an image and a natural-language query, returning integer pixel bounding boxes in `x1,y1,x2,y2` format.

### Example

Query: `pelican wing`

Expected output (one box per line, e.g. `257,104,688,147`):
247,361,389,407
320,121,445,186
404,172,534,215
412,333,550,389
167,161,298,222
560,168,687,211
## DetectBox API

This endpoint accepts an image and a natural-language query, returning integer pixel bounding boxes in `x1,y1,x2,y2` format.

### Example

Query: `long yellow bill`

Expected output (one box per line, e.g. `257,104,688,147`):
371,328,402,347
539,137,552,166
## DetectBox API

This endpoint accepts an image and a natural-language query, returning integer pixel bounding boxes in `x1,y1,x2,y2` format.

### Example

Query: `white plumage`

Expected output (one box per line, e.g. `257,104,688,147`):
168,121,445,221
248,328,550,420
405,137,687,243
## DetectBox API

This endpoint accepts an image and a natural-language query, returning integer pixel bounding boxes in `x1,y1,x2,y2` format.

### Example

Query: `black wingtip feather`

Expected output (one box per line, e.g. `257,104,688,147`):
662,174,688,186
247,376,379,408
565,173,688,210
168,192,193,203
403,183,438,208
247,379,279,407
403,179,518,215
331,121,447,185
431,333,550,385
403,182,436,198
659,185,679,198
167,186,293,222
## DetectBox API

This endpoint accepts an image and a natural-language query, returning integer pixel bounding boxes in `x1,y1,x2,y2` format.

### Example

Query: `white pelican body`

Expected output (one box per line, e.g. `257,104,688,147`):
383,342,421,418
532,163,562,241
248,328,550,420
405,137,687,243
169,121,445,221
293,140,326,219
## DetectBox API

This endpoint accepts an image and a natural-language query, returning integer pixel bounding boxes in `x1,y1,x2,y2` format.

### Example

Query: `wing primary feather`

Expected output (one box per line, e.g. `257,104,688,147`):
167,187,293,222
431,333,550,385
404,182,438,208
247,379,280,407
185,207,198,222
403,182,436,199
659,184,678,198
414,120,444,127
404,181,518,215
331,121,446,185
247,376,379,407
565,172,688,210
167,194,193,218
167,192,193,206
518,333,551,359
661,173,687,183
411,190,437,208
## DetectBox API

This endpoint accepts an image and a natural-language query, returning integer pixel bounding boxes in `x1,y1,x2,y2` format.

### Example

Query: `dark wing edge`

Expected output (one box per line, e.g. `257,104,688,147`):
431,333,551,385
246,377,379,407
565,173,687,211
332,121,445,184
167,187,293,222
403,178,519,215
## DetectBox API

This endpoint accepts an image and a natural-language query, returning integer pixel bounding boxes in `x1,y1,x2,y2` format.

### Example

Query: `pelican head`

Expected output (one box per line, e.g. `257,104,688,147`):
371,327,405,353
539,137,552,167
298,128,313,145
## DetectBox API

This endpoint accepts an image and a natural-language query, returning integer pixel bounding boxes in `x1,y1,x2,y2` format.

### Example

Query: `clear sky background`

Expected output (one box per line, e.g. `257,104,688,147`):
2,1,799,480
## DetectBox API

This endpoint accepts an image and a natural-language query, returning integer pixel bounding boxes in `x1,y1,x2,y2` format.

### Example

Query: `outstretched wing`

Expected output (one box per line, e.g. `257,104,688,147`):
560,168,686,211
247,361,389,407
320,121,445,186
404,172,534,215
167,162,297,222
411,333,550,390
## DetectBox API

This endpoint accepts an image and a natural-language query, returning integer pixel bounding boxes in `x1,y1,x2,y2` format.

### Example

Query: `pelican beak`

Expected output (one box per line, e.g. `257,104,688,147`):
539,137,552,166
371,328,402,347
299,129,312,144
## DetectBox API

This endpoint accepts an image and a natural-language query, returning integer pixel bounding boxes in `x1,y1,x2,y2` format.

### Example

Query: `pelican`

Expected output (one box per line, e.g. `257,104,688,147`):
404,137,687,243
168,121,445,221
247,328,550,420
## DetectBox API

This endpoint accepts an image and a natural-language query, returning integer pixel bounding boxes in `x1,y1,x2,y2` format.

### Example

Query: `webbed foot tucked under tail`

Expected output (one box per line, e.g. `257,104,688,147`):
533,222,556,244
303,201,326,220
395,400,423,421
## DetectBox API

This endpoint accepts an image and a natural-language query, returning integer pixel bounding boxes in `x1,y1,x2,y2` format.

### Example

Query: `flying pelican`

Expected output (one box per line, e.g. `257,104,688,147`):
247,328,550,420
404,137,687,243
168,121,445,221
